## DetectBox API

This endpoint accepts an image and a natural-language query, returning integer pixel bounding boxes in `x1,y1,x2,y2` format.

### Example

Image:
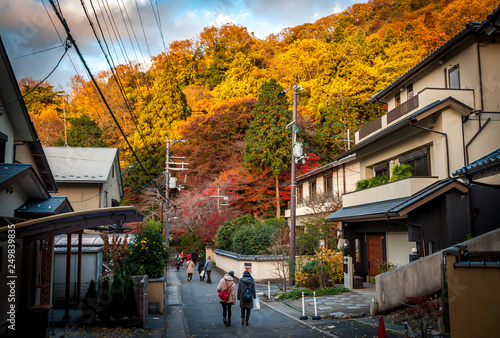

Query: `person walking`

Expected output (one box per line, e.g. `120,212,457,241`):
186,257,195,282
175,254,182,272
203,256,213,284
237,270,256,326
198,257,206,281
191,251,198,266
216,271,236,327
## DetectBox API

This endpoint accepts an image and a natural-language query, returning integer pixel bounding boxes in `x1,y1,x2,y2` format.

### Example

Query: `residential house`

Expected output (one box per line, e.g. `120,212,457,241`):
285,154,359,235
0,37,142,335
326,13,500,280
44,146,124,212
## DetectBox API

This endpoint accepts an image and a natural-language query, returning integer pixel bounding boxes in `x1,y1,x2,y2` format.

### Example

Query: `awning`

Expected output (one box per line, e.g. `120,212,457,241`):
326,179,469,222
326,197,408,222
0,206,143,241
453,148,500,182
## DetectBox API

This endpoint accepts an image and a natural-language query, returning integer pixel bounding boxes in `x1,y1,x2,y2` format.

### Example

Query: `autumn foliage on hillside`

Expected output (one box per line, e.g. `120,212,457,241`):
20,0,499,242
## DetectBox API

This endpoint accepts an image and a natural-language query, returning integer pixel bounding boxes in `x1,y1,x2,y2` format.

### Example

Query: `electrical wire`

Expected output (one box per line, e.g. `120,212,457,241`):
135,0,152,57
83,0,160,174
47,0,176,210
0,41,70,109
9,43,65,60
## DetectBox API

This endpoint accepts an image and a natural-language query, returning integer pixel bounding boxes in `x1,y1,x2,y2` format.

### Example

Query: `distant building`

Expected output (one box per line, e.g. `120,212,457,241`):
44,147,124,211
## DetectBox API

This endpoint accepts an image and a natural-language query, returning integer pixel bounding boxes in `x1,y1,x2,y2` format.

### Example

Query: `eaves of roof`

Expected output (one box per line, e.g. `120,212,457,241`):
452,148,500,180
0,163,50,200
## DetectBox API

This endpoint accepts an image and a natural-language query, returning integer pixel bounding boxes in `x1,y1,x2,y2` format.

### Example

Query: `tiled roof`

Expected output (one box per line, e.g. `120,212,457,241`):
325,197,408,221
452,148,500,179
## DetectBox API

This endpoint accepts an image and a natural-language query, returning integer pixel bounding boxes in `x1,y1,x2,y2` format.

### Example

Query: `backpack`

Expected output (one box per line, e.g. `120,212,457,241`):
242,282,253,302
218,281,232,303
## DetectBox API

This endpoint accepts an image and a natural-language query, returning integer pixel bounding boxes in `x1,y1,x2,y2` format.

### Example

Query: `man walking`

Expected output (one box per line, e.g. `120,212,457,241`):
203,256,213,284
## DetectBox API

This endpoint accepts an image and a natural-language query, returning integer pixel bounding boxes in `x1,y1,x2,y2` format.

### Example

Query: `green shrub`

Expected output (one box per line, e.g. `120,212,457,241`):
368,175,388,187
355,179,370,190
110,272,126,319
124,221,168,278
389,163,414,182
232,223,278,255
215,215,260,251
124,272,138,318
180,231,204,254
98,278,112,320
82,279,97,322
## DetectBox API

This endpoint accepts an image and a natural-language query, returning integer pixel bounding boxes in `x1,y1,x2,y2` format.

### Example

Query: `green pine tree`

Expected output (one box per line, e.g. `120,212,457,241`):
244,78,292,218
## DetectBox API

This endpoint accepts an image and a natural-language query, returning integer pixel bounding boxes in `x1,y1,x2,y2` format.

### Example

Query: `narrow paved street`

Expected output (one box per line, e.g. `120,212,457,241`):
166,266,404,338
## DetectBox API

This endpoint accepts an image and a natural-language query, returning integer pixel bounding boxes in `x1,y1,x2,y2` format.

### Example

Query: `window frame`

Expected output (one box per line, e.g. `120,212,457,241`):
449,65,460,89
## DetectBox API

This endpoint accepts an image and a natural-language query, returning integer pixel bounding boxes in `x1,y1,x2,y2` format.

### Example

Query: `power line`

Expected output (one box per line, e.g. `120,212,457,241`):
47,0,175,210
10,43,65,60
82,0,159,174
135,0,152,57
0,41,70,109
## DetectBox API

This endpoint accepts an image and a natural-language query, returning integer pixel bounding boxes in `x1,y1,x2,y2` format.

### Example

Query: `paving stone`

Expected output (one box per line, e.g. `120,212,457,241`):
346,306,362,309
317,306,333,310
329,312,345,317
340,303,353,306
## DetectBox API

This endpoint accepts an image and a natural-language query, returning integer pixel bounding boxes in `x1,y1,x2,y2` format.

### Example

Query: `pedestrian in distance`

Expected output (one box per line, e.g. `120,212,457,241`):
186,252,192,262
203,256,213,284
237,270,256,326
191,251,198,266
198,257,206,281
186,257,195,282
175,254,182,272
216,271,236,327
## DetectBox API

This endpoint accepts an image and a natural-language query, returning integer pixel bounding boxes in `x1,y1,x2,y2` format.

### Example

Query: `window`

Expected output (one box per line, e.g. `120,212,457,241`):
297,184,303,204
374,163,389,177
324,175,333,194
399,148,430,176
0,132,7,163
395,93,401,107
407,84,414,99
449,65,460,89
112,164,115,178
310,181,317,198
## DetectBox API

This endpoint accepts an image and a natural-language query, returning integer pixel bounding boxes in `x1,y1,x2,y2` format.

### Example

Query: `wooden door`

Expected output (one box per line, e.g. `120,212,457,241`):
367,236,383,276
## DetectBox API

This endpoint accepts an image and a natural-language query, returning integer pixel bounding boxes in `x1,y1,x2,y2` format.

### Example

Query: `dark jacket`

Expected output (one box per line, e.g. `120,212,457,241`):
237,276,256,309
198,259,205,273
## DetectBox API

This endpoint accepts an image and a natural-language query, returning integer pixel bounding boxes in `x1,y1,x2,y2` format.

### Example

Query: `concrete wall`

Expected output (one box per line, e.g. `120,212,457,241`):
214,250,282,282
375,227,500,313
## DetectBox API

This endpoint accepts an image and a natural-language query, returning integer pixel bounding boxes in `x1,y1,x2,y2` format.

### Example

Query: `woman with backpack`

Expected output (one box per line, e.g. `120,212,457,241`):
237,270,256,326
216,271,236,327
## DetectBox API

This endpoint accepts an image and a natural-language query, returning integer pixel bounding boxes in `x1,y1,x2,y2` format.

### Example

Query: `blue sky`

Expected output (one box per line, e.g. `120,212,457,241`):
0,0,358,90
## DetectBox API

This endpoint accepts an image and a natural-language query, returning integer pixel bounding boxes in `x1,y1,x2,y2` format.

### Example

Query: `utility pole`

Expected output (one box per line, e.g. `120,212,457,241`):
165,139,187,248
289,83,301,287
